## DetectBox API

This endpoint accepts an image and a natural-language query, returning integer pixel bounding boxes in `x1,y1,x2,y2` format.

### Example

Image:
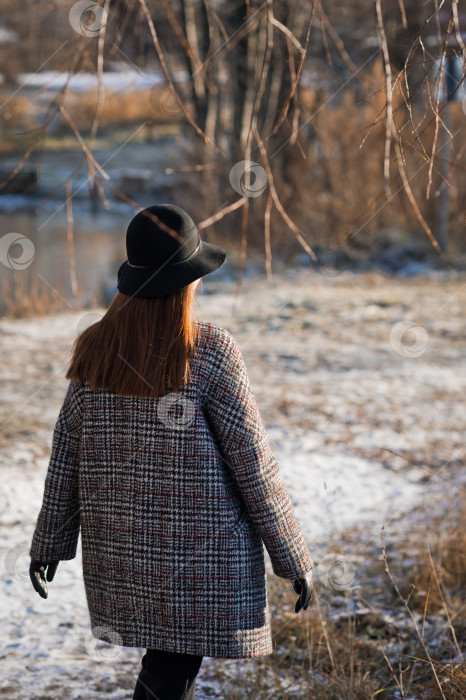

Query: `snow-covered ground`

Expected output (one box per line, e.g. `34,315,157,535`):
14,68,188,94
1,266,465,698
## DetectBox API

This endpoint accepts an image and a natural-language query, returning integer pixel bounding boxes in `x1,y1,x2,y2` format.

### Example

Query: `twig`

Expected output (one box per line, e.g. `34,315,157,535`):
452,0,466,53
376,638,405,697
137,0,221,154
312,588,336,673
253,124,316,261
375,0,394,198
381,527,447,699
197,196,247,229
264,190,273,283
271,5,314,137
88,0,110,150
65,180,78,299
426,544,463,660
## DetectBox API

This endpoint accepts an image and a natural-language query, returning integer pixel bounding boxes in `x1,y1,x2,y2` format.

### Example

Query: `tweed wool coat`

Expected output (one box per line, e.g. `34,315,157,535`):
30,320,314,658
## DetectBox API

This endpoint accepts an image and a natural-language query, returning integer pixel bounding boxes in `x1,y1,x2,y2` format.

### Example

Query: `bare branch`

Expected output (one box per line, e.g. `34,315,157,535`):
65,180,79,299
137,0,221,153
197,196,248,229
375,0,394,198
253,123,316,261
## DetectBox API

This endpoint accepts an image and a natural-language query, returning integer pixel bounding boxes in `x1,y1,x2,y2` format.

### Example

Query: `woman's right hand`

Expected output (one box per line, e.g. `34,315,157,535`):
292,570,314,613
29,558,59,599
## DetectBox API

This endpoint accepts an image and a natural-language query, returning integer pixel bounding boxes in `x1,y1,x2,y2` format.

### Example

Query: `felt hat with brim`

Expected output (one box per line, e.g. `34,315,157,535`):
117,204,227,298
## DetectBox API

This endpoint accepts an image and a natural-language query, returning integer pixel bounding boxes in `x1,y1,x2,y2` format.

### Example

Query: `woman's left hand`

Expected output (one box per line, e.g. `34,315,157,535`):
292,570,314,613
29,559,59,599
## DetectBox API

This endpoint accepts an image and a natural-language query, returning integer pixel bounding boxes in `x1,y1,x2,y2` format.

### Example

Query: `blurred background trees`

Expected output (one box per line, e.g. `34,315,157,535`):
0,0,465,272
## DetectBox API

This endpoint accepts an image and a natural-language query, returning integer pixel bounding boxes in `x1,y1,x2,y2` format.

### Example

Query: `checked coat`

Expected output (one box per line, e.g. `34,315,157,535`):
30,320,314,658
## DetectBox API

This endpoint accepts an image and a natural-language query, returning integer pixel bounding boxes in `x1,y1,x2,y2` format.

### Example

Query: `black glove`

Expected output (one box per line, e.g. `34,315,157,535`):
29,559,59,599
292,570,314,613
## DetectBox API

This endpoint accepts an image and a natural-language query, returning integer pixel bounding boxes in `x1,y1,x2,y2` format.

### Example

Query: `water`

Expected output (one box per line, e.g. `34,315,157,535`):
0,134,200,313
0,205,130,311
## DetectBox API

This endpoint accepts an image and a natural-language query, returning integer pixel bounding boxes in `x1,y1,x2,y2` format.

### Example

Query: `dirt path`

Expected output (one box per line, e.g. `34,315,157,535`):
1,267,465,698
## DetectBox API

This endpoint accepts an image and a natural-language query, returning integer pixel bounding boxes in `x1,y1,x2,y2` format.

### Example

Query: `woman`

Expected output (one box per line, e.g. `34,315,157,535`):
29,204,314,700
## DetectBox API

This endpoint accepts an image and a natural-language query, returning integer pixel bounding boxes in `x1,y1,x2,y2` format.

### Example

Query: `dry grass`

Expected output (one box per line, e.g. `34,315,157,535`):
210,495,466,699
59,85,184,130
405,499,466,617
0,84,183,153
0,274,85,319
0,92,39,152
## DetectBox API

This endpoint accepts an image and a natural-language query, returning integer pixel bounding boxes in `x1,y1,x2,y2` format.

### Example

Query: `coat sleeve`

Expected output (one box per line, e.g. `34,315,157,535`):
201,328,315,580
29,380,85,561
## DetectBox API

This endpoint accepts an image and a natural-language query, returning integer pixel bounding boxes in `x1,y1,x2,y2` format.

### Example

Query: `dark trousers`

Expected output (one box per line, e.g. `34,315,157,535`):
132,648,204,700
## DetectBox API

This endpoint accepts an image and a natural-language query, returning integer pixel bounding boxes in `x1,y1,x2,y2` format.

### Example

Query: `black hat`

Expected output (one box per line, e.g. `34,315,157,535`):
117,204,227,297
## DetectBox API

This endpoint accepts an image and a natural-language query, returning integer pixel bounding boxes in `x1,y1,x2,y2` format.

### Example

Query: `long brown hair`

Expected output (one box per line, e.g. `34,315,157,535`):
66,281,201,398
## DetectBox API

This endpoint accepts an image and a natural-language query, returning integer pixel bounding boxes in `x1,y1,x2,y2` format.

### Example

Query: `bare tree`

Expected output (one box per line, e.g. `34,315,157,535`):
1,0,465,292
